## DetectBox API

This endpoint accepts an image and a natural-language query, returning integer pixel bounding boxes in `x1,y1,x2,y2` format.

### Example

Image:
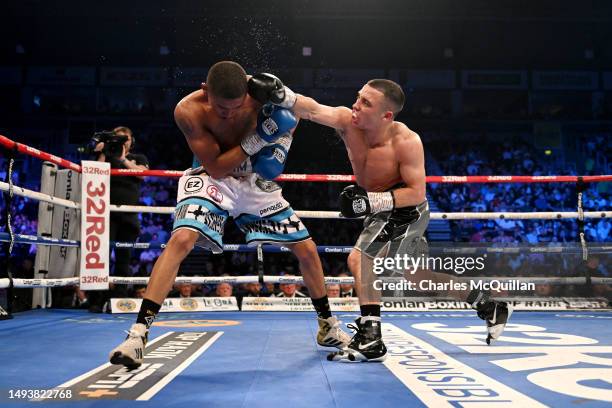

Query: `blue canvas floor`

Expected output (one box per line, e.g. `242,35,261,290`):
0,309,611,407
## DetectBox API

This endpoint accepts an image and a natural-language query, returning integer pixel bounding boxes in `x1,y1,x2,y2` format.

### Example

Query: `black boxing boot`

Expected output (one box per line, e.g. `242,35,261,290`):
327,316,387,362
467,289,513,345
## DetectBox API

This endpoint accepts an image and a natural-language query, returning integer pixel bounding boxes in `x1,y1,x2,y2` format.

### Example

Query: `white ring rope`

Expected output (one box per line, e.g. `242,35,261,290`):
3,138,610,307
1,277,81,288
0,181,79,209
2,181,610,220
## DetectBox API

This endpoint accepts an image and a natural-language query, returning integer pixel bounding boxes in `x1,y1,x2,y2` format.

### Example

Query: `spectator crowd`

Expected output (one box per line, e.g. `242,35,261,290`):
1,131,609,310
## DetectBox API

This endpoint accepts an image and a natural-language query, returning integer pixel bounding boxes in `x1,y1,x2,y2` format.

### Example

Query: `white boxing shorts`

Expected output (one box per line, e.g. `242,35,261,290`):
172,170,310,253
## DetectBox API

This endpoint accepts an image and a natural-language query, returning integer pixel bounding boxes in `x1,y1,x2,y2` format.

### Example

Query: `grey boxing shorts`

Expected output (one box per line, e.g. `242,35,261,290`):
354,200,430,260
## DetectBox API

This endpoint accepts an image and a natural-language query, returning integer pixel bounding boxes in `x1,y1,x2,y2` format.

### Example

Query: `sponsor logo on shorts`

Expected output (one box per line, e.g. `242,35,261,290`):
206,185,224,203
184,177,203,193
259,202,285,216
255,178,281,192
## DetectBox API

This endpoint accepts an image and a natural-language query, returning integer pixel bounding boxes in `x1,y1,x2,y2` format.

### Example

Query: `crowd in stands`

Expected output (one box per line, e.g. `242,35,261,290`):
428,137,610,244
1,130,609,309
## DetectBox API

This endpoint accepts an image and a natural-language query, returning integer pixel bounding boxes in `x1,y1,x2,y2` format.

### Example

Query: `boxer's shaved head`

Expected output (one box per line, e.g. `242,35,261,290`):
367,79,405,117
207,61,248,99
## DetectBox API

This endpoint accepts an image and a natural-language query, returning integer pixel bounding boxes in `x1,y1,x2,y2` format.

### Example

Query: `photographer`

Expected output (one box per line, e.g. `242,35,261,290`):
89,126,149,312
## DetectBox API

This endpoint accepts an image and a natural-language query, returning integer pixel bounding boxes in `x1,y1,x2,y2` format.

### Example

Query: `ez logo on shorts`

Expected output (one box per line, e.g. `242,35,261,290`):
184,177,203,193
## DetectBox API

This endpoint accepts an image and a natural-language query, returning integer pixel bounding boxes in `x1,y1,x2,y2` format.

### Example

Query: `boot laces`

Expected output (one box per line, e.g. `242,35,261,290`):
347,323,366,343
124,329,144,340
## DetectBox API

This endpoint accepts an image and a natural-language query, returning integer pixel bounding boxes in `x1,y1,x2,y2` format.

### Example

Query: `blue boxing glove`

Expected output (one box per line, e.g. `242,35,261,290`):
240,105,297,156
252,133,293,180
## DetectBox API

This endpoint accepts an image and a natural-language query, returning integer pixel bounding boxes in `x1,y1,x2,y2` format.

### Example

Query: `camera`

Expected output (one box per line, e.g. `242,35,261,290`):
79,130,129,159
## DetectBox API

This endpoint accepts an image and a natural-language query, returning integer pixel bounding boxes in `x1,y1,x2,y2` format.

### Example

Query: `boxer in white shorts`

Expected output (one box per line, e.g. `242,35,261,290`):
108,61,349,369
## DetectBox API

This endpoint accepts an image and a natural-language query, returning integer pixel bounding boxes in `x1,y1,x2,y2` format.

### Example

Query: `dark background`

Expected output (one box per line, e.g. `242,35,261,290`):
3,0,612,69
1,0,612,170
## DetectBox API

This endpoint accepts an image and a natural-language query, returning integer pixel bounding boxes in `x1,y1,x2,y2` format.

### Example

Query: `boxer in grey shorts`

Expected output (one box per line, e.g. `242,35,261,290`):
291,77,513,361
356,199,430,260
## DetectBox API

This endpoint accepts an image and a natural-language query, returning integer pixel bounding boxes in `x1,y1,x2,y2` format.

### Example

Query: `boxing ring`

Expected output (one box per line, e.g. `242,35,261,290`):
1,134,611,407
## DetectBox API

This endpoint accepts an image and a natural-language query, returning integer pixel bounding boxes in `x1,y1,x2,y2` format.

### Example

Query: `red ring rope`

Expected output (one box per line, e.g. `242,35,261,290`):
2,134,611,183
